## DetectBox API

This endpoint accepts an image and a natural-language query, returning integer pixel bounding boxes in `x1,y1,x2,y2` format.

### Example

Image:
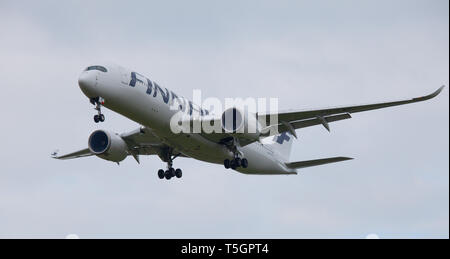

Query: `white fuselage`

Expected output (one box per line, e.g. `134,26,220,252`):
78,64,296,175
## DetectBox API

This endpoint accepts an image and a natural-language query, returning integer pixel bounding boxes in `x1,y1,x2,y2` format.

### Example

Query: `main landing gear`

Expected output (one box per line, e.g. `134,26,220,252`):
224,157,248,170
223,137,249,170
157,150,183,180
158,168,182,180
90,97,105,123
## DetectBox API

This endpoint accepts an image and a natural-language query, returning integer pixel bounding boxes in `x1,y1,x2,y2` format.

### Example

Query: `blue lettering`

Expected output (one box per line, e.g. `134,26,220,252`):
171,91,184,110
153,83,170,104
146,79,153,95
129,72,144,87
188,101,193,116
274,132,291,144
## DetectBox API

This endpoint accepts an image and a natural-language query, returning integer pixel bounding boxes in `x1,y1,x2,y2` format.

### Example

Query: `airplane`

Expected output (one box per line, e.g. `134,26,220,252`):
52,63,445,180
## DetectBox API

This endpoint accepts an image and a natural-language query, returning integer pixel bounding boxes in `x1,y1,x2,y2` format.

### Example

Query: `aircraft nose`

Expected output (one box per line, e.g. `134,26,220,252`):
78,72,97,97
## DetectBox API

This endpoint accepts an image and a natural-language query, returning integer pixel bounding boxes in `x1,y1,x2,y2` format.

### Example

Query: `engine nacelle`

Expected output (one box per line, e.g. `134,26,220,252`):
88,130,128,162
221,107,260,141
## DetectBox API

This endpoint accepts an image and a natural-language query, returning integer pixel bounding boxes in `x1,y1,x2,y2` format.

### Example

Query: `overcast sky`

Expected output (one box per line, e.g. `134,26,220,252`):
0,0,448,238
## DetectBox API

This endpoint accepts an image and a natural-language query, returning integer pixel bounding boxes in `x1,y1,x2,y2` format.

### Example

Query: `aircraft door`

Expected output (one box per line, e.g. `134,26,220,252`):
119,66,129,86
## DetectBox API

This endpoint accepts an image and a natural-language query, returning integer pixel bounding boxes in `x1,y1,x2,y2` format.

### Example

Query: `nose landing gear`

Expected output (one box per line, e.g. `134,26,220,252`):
91,97,105,123
94,114,105,123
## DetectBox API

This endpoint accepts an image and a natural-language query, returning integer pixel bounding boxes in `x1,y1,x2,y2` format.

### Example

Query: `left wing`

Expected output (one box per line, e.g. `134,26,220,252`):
200,86,444,146
259,86,445,136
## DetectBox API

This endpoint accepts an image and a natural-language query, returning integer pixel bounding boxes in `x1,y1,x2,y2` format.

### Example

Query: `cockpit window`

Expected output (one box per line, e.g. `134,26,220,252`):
85,66,108,73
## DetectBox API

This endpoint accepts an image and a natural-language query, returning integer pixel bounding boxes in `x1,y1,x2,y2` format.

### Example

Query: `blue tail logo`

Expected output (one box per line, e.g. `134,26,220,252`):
274,132,291,144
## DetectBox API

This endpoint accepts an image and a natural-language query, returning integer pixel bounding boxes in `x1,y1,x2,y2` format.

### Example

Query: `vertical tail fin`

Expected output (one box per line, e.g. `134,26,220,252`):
266,132,294,162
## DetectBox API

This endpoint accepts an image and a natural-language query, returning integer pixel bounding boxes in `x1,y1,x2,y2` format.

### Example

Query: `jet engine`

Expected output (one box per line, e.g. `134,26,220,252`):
221,107,260,141
88,130,128,162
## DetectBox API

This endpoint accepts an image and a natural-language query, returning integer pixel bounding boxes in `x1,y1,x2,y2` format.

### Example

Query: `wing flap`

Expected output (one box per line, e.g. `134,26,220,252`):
261,113,352,137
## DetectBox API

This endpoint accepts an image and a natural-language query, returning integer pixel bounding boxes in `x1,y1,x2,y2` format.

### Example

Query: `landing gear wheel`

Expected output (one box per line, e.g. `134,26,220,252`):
234,158,241,167
241,158,248,168
230,160,237,170
158,169,165,179
164,170,172,180
160,149,184,181
99,114,105,122
94,115,100,123
168,168,175,177
227,157,248,169
224,159,230,169
175,169,182,178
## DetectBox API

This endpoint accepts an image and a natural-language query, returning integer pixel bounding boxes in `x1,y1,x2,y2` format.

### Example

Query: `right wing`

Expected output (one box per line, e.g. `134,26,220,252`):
52,127,179,162
120,127,165,156
51,148,93,160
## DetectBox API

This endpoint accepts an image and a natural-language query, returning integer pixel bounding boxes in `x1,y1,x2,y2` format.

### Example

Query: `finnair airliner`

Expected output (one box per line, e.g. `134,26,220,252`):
53,63,444,180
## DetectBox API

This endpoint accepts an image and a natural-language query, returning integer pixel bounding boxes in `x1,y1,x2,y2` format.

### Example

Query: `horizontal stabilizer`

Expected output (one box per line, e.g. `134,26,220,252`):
285,156,353,169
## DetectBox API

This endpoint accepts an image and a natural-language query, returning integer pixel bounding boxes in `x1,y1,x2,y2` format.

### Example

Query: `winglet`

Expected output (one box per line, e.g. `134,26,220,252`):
413,85,445,102
433,85,445,97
